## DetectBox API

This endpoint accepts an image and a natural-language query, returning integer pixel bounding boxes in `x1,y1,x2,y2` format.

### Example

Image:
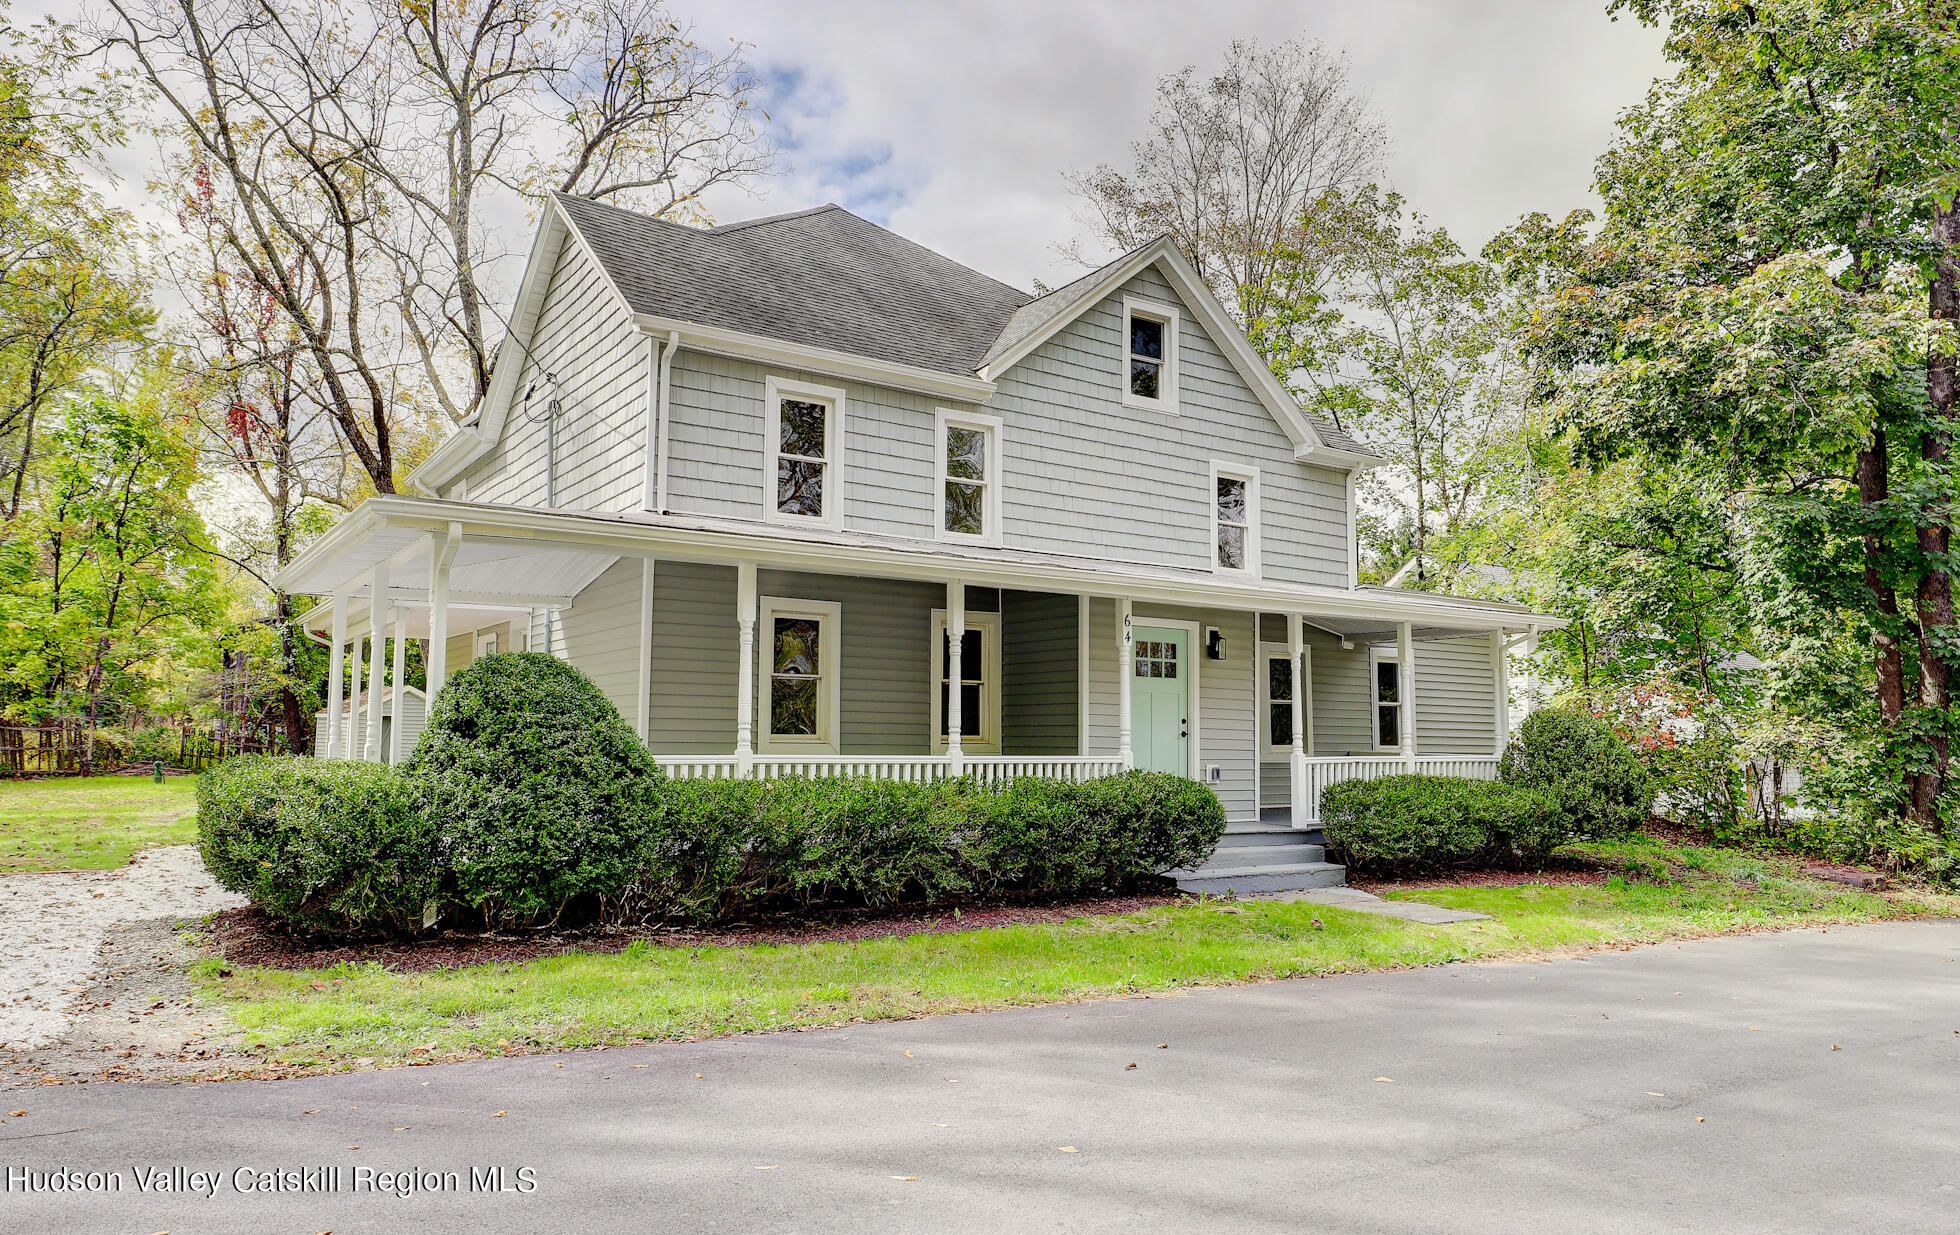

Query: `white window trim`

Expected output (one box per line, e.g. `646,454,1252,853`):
1209,460,1261,576
934,408,1004,546
1257,639,1311,758
1369,643,1403,753
1120,295,1180,413
756,595,843,753
930,608,1002,753
474,630,499,658
762,375,846,530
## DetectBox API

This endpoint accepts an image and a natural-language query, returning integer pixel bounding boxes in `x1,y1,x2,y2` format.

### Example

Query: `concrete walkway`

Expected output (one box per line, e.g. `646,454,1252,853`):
1255,885,1492,923
3,921,1957,1233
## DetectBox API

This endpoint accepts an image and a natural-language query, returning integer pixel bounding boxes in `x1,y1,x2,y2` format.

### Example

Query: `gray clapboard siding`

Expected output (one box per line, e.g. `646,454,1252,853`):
558,558,648,723
757,570,945,754
989,265,1349,589
1001,590,1078,755
648,561,738,753
1414,637,1498,755
455,231,648,513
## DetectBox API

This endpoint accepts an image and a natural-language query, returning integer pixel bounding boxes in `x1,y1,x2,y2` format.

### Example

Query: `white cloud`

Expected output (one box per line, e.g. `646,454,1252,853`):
693,0,1668,289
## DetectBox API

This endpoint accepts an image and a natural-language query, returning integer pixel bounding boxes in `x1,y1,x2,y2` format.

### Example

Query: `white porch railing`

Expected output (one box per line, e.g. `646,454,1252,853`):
1297,755,1502,823
651,754,1130,785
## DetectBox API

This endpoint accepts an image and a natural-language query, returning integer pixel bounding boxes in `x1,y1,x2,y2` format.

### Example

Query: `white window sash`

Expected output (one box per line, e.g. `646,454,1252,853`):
1120,295,1179,413
934,408,1004,545
757,596,843,752
1209,461,1260,575
1257,639,1311,758
763,376,846,529
1369,645,1403,753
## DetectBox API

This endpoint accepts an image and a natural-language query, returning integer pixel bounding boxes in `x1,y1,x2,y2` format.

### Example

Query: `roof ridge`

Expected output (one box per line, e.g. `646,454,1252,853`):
706,203,846,233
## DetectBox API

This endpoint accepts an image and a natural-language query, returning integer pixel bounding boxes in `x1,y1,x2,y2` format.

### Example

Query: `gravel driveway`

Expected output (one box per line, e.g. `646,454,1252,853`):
0,845,243,1062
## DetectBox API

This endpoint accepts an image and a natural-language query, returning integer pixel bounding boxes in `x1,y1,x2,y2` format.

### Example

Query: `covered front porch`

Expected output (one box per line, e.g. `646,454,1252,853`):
283,497,1551,829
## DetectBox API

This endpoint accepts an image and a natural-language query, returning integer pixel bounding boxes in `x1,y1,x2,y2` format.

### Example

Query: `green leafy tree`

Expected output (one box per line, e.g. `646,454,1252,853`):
1504,2,1960,827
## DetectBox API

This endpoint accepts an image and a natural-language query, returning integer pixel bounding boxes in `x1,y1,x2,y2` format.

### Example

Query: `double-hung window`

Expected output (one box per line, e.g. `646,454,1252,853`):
931,609,1001,752
1210,462,1259,574
1371,645,1403,751
764,377,844,527
1121,296,1178,411
1258,641,1311,756
936,410,1002,544
758,597,841,752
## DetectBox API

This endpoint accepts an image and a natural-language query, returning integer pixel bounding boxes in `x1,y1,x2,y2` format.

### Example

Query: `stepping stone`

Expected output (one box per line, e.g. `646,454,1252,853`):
1252,887,1490,924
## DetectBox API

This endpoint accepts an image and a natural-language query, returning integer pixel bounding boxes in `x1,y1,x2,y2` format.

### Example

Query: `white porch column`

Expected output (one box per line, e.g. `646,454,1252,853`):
1397,619,1417,770
362,565,388,761
386,600,407,765
946,579,965,773
637,558,657,744
426,523,458,699
325,595,347,758
1117,598,1134,769
734,560,757,775
1491,629,1510,757
1287,612,1308,827
342,621,365,759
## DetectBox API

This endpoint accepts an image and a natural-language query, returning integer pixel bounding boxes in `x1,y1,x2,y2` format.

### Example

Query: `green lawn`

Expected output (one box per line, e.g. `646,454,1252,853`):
0,775,200,871
199,837,1960,1071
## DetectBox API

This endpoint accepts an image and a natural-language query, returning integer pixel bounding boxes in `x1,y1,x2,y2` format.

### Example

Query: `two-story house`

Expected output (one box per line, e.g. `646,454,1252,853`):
276,194,1562,892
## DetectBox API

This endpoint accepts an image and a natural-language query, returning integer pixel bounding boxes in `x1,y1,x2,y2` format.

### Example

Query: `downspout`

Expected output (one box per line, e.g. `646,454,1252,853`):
654,329,679,513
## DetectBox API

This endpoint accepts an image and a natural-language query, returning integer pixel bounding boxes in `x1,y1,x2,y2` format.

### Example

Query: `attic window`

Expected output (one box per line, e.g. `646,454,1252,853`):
1121,296,1178,412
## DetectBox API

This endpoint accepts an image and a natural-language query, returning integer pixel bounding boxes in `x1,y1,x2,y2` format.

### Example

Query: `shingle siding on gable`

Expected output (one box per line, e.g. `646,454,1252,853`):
453,231,647,512
990,265,1350,586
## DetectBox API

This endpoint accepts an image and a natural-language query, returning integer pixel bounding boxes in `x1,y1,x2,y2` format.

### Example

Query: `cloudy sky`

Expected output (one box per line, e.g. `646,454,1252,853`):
691,0,1669,289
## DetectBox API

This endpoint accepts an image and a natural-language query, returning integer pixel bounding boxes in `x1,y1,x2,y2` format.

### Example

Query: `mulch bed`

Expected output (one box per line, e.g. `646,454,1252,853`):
205,890,1186,974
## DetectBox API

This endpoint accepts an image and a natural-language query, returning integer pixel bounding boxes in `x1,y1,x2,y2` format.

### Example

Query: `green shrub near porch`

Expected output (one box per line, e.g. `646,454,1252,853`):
1320,774,1563,874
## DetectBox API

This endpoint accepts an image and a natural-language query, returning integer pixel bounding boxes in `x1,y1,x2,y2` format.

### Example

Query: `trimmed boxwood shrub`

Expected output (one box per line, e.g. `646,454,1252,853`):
1320,774,1563,873
407,652,666,926
1500,707,1655,839
637,771,1226,923
197,756,436,933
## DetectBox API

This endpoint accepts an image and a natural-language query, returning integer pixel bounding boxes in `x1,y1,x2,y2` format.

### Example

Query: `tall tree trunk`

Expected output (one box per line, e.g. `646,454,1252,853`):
1915,197,1960,828
1858,431,1909,726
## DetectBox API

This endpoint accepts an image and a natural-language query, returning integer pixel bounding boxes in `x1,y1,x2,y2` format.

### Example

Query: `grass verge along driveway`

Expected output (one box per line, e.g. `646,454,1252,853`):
198,837,1960,1073
0,775,198,872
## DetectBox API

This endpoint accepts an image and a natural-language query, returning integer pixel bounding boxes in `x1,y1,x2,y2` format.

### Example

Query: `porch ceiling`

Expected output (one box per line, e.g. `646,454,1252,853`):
274,495,1565,635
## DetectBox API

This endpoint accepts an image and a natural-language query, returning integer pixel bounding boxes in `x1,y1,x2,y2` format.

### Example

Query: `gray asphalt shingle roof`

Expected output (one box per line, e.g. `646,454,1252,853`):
554,193,1030,376
553,193,1374,459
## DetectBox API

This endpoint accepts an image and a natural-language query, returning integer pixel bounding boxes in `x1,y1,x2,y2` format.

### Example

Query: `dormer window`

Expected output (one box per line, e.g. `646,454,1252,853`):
1121,296,1179,412
763,376,845,527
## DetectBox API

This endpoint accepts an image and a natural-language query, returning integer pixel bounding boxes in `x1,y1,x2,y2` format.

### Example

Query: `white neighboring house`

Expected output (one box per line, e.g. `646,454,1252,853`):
279,196,1565,891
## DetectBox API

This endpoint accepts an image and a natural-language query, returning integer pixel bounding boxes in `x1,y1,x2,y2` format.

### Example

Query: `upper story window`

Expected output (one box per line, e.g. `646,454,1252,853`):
764,376,845,528
1371,645,1403,751
935,409,1003,544
1121,296,1179,412
1210,462,1259,574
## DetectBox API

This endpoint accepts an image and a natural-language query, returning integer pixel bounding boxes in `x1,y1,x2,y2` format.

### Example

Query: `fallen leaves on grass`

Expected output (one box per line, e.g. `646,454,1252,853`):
1057,1147,1078,1153
1374,1077,1394,1083
491,1111,507,1118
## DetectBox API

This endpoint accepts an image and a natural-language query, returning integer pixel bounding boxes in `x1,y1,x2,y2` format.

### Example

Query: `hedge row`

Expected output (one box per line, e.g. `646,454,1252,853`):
197,652,1225,935
1319,775,1563,873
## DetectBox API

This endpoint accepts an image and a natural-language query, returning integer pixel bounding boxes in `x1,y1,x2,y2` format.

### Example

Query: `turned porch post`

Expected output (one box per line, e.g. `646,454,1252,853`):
735,561,757,775
325,595,347,758
386,599,408,765
1491,629,1510,757
1397,619,1416,770
946,579,965,773
1288,612,1308,827
1117,598,1134,769
361,564,388,762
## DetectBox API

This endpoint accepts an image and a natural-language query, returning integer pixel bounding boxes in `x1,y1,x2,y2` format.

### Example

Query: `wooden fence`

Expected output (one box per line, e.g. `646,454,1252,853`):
0,719,285,777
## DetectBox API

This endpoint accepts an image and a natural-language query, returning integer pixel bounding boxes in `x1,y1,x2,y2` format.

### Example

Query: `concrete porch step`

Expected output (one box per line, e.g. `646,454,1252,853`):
1173,861,1347,895
1201,843,1327,868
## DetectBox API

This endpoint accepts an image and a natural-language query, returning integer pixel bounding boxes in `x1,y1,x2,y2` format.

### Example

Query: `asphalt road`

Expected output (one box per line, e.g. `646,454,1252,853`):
3,921,1958,1234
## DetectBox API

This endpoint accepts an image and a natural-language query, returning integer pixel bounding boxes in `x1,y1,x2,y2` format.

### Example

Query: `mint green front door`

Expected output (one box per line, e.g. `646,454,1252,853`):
1131,626,1190,775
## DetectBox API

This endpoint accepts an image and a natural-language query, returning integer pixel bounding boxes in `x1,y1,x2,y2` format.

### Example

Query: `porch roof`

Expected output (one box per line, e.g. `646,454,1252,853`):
275,496,1565,639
